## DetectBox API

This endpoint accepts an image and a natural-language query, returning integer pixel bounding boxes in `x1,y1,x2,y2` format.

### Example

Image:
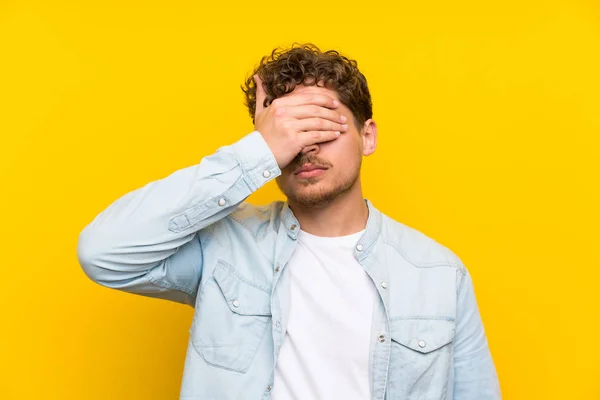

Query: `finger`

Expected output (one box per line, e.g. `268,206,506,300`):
299,130,341,147
274,93,339,109
293,117,348,133
254,74,266,118
284,105,347,124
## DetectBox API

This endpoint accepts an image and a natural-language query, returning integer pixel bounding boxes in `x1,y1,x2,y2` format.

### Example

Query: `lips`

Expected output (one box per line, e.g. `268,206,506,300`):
294,164,328,175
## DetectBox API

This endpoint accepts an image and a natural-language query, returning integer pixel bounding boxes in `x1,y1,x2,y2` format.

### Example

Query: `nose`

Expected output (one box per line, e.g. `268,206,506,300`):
300,144,319,155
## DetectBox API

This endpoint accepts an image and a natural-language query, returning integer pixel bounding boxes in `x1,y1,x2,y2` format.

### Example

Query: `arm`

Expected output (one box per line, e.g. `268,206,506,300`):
453,268,502,399
76,131,279,307
77,76,347,307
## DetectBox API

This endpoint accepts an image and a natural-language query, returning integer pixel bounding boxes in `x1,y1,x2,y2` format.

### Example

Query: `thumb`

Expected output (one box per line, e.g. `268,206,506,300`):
254,74,266,120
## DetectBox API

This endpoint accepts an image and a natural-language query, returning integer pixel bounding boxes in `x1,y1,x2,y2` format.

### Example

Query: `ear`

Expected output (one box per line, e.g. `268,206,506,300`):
361,119,377,156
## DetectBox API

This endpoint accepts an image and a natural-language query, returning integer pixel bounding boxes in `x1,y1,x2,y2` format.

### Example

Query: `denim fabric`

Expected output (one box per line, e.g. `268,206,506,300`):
77,131,501,400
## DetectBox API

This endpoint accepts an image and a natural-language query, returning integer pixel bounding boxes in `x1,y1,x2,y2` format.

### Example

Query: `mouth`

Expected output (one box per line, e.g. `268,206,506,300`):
294,164,328,179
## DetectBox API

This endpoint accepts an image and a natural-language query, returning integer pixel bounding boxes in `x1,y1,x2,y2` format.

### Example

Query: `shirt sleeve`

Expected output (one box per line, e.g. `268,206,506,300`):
76,130,280,307
453,267,502,399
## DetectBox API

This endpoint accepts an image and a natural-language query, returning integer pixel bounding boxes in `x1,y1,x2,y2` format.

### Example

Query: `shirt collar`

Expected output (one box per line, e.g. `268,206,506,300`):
281,198,382,255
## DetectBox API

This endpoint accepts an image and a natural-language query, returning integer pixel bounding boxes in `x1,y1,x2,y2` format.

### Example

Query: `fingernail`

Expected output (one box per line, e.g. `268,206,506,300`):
340,115,347,122
341,124,348,130
333,100,339,106
335,131,341,136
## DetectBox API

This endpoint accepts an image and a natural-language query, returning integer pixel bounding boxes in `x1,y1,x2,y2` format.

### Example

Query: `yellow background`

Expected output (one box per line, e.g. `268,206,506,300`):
1,1,599,399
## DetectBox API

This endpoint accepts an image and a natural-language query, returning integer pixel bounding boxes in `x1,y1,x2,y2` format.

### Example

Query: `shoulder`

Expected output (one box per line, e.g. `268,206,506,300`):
225,200,285,237
378,212,466,274
229,200,284,222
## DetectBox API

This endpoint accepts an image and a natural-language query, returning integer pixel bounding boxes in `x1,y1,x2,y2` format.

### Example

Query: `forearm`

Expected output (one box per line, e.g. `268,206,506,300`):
76,131,279,301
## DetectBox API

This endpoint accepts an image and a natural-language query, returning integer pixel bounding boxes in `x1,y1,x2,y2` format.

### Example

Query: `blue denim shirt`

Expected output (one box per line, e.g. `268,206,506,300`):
77,131,501,400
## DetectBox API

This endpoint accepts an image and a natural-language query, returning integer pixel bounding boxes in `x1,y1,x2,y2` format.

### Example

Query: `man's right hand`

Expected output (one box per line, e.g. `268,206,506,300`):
253,75,348,169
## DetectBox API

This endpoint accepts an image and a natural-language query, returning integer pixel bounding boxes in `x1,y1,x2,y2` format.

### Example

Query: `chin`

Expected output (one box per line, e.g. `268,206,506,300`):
282,183,346,208
277,171,359,208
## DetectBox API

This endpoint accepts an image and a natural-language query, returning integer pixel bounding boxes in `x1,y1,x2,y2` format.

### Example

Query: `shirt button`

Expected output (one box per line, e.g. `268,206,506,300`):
356,244,364,252
418,340,426,348
380,281,388,289
263,170,271,178
218,198,226,206
275,266,281,272
290,224,297,231
232,300,240,308
266,385,272,392
378,334,385,343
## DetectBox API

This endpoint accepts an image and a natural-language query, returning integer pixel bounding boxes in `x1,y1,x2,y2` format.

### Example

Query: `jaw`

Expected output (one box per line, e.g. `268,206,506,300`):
278,171,361,209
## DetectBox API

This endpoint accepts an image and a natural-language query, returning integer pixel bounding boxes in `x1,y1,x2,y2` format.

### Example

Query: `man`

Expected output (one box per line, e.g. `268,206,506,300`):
77,43,501,400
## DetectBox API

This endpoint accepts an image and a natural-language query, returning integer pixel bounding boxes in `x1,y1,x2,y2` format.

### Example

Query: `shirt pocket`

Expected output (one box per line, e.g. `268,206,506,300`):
190,259,272,374
387,318,455,399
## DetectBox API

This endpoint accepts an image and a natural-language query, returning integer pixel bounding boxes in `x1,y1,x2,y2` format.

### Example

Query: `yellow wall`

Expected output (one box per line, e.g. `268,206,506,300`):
1,1,598,399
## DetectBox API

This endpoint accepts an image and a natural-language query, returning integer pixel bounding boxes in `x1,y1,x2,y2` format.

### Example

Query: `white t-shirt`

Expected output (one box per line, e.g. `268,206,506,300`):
272,229,377,400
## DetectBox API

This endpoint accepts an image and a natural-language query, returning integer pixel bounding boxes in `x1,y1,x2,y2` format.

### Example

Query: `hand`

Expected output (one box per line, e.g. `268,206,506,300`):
253,75,348,169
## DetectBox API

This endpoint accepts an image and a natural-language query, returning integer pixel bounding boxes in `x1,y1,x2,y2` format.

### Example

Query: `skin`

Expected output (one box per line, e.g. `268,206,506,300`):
254,77,378,237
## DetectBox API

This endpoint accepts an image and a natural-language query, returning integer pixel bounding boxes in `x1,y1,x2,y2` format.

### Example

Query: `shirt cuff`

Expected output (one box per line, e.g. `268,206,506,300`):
231,130,281,191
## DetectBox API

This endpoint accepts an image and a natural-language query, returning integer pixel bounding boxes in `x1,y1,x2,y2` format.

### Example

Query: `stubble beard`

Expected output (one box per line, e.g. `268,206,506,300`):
280,162,362,209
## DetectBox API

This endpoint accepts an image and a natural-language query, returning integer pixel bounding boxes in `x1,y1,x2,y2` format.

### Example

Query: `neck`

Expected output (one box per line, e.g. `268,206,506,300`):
287,181,369,237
